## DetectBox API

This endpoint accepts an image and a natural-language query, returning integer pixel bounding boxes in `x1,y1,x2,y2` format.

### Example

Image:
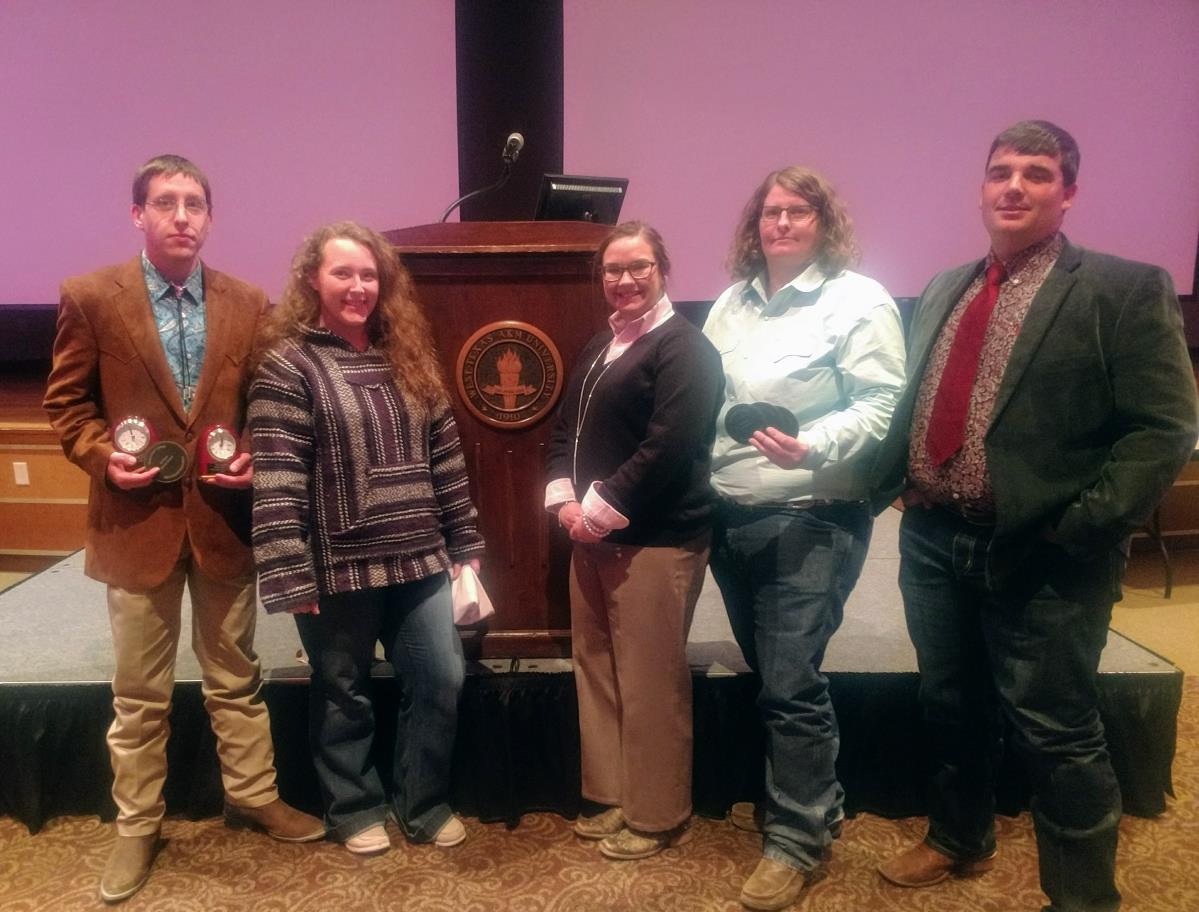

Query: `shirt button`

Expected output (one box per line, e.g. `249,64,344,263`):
952,493,961,500
185,431,195,442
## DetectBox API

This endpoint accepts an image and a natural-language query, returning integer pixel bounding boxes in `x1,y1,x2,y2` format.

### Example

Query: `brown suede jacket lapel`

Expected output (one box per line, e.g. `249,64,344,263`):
107,257,189,426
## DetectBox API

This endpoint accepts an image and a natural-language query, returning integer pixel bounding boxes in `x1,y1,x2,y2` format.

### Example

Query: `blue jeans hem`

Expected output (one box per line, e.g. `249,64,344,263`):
331,807,388,844
763,841,818,873
393,802,453,844
925,832,996,863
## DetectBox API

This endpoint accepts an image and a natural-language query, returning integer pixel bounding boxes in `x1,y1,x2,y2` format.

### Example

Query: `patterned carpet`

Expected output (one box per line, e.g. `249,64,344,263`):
3,677,1197,912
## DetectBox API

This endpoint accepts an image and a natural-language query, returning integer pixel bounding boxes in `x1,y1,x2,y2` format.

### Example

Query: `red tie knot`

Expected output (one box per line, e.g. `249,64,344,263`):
986,261,1006,288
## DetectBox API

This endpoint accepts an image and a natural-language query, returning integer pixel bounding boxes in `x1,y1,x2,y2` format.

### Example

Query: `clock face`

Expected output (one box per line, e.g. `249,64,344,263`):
113,418,151,455
207,428,237,461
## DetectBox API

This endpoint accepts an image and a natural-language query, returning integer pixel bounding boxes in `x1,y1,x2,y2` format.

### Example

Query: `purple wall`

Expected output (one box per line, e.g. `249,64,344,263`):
565,0,1199,300
0,0,458,305
4,2,1196,306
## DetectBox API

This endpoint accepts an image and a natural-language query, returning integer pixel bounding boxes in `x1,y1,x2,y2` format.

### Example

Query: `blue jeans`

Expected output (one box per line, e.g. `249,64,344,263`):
295,573,465,843
898,506,1122,912
711,501,871,871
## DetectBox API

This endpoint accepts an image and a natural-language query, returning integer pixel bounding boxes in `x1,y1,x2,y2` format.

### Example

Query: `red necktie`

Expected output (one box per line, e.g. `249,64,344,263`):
924,260,1006,466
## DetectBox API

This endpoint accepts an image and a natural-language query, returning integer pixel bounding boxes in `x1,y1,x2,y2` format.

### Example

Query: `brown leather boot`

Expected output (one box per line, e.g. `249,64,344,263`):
878,841,997,887
224,798,326,842
99,831,161,904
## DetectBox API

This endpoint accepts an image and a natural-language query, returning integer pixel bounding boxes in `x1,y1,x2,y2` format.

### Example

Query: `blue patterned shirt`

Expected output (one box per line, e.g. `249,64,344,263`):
141,253,207,411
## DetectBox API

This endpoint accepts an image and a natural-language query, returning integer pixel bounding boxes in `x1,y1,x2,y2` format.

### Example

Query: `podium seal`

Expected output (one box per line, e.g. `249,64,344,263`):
456,321,563,430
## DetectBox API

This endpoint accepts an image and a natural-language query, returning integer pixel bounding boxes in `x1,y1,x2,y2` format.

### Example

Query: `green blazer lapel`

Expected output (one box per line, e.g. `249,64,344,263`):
111,257,188,425
908,265,980,380
871,262,979,506
893,263,980,435
988,241,1082,432
188,265,231,427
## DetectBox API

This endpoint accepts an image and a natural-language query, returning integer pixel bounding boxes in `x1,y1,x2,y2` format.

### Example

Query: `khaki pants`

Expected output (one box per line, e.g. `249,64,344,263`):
569,533,709,832
106,542,277,835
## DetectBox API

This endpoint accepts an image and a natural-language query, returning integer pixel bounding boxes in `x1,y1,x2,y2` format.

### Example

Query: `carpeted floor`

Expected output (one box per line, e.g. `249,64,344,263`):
3,677,1196,912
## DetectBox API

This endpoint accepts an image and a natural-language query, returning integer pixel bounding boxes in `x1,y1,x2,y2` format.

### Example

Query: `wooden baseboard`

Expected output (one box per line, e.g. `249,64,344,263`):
0,551,71,574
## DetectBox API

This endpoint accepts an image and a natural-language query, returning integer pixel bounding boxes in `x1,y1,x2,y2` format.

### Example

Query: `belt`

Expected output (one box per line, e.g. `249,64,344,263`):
931,501,996,526
716,497,866,518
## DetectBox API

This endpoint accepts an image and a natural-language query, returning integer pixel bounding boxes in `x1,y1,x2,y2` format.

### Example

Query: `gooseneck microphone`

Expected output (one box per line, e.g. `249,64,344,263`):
502,132,525,164
440,132,527,222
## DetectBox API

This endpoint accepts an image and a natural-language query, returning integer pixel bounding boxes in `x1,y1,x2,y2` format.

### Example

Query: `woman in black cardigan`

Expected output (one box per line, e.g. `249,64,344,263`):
545,221,724,860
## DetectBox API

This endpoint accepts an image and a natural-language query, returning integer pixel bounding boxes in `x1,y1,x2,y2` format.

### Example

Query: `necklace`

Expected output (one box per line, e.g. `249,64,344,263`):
572,343,614,486
172,287,194,410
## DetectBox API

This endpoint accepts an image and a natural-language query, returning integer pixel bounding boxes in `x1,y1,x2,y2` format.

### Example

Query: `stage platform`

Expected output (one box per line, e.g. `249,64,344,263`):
0,510,1182,832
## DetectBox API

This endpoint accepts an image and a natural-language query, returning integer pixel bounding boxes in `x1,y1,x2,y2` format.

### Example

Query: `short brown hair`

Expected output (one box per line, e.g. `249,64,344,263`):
988,120,1080,188
593,220,672,282
132,154,212,209
726,166,859,282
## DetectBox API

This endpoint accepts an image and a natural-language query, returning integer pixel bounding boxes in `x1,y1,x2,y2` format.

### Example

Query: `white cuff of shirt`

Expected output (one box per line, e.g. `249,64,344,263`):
794,430,828,468
544,478,576,512
581,482,630,533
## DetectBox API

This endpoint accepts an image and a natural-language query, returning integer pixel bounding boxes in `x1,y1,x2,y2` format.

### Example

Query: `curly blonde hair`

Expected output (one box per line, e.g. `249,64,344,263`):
257,221,447,405
726,166,860,282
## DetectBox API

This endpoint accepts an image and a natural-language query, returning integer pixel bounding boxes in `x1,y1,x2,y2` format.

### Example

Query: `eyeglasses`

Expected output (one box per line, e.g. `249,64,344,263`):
601,260,656,282
760,205,816,224
145,196,209,216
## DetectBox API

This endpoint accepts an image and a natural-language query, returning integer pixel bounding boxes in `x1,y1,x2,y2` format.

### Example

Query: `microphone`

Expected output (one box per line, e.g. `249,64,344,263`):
439,131,527,222
502,132,525,164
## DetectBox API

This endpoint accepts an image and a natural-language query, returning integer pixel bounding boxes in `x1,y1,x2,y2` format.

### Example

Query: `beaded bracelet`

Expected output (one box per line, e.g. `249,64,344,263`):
557,501,578,526
581,514,609,538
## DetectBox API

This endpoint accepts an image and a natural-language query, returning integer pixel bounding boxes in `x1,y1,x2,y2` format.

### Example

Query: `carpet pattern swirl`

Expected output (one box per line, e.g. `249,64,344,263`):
2,676,1197,911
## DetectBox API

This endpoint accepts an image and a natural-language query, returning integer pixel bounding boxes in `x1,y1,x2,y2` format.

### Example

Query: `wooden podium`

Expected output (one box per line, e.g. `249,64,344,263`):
384,221,611,657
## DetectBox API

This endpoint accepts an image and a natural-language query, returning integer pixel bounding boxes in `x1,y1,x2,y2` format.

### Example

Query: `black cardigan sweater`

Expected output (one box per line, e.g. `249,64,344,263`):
546,314,724,546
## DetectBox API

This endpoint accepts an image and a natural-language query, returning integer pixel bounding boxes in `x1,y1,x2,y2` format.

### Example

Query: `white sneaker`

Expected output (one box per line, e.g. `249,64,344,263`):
434,816,466,847
345,824,390,856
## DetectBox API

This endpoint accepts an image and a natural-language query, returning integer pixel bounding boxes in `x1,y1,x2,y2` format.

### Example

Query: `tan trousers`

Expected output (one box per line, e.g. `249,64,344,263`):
106,541,277,835
569,533,709,832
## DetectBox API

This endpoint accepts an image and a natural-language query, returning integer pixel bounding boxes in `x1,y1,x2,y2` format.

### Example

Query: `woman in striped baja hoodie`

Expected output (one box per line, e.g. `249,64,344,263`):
249,221,484,857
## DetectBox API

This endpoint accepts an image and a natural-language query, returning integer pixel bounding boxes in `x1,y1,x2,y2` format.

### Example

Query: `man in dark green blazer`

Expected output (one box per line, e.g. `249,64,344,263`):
872,121,1197,912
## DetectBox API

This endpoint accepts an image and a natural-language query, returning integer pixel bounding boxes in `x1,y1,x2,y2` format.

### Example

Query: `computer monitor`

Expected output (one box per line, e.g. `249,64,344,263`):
534,174,629,224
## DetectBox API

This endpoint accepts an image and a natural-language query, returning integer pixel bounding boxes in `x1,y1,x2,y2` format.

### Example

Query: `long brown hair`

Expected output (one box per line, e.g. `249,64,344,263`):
258,221,447,405
726,165,859,282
